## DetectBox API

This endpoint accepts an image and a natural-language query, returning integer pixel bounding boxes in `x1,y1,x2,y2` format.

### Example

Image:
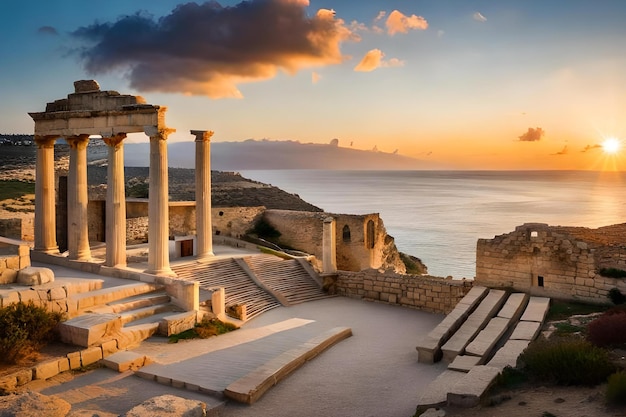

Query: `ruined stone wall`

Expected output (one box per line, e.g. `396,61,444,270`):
476,223,626,303
335,270,472,314
127,217,148,244
0,238,31,284
169,204,196,237
264,210,405,273
264,209,325,258
212,206,264,238
0,219,22,240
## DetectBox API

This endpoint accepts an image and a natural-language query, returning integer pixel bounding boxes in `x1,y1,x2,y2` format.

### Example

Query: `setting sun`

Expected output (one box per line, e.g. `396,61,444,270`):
602,137,621,154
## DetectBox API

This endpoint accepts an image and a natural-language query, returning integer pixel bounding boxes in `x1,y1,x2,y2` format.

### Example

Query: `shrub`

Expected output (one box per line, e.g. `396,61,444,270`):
248,218,281,240
518,338,614,386
599,268,626,278
608,288,626,305
587,310,626,347
0,302,64,364
606,371,626,405
169,317,238,343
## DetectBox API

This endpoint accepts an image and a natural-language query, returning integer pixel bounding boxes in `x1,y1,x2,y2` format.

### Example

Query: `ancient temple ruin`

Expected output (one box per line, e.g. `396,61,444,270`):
28,80,213,276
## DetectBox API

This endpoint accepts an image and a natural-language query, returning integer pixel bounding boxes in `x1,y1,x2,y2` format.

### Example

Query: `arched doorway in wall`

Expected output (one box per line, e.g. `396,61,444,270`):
366,220,375,249
342,225,351,242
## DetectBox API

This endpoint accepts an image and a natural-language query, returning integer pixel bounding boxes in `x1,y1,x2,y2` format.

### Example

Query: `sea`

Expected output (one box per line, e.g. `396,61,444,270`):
239,170,626,279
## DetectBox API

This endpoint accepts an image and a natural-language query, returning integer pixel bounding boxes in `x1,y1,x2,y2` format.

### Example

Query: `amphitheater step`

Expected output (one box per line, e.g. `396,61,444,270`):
416,286,489,363
70,282,164,315
440,289,507,363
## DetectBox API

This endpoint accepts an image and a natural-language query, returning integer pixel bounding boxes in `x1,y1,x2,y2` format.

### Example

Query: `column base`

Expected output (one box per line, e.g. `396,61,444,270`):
144,267,177,277
197,252,215,262
33,246,59,255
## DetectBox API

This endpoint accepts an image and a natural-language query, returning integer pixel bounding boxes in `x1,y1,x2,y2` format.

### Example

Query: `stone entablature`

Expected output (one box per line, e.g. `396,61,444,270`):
475,222,626,303
334,270,472,314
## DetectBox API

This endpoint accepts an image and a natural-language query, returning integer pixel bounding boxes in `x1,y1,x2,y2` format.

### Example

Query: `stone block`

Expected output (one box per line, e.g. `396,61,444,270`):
0,269,17,284
48,287,67,301
33,359,61,380
80,346,103,366
16,266,54,286
58,358,70,373
14,369,32,386
100,339,118,358
510,321,541,341
19,255,30,269
5,256,19,270
67,351,82,370
447,365,501,408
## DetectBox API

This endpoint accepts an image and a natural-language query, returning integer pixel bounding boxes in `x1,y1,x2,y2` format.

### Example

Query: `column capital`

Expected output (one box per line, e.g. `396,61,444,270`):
66,134,90,150
102,133,127,148
34,135,58,147
144,126,175,140
191,130,214,142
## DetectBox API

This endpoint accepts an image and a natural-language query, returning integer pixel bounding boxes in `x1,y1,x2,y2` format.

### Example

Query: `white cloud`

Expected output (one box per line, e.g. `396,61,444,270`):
473,12,487,22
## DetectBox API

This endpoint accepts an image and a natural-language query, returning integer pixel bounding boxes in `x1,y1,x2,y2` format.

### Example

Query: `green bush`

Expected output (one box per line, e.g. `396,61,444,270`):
518,338,614,386
599,268,626,278
608,288,626,305
606,371,626,405
587,309,626,347
248,218,281,240
0,302,64,364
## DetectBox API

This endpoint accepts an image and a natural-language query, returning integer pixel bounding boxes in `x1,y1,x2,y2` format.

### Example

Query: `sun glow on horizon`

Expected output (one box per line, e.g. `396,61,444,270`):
602,137,621,154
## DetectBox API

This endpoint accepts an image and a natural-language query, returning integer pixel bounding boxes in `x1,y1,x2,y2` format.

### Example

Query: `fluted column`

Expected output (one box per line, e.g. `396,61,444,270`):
34,135,59,253
192,130,214,260
66,134,91,261
145,126,175,276
104,133,127,267
322,217,337,273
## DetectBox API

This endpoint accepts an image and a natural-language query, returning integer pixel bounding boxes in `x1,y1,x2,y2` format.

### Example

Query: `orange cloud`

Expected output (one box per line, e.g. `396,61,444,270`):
386,10,428,35
354,49,404,72
582,144,602,152
518,127,545,142
552,146,568,155
72,0,356,98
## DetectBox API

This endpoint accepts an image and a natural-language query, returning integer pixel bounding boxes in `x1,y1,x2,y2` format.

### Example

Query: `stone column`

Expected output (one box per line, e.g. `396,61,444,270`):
103,133,127,267
322,217,337,273
192,130,214,260
145,126,175,276
34,135,59,253
66,134,91,261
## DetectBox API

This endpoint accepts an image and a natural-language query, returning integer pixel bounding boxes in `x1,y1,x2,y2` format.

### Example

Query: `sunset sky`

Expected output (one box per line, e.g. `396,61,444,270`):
2,0,626,170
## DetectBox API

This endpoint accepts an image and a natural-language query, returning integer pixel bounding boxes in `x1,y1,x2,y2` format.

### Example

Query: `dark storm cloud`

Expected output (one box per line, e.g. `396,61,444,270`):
71,0,355,98
518,127,544,142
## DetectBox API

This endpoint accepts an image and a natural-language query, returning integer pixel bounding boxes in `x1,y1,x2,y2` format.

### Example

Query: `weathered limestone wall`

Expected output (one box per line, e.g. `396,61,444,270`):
87,201,105,242
212,206,265,238
264,210,406,273
0,237,31,284
127,217,149,244
335,270,472,314
476,223,626,303
0,219,22,240
169,203,195,237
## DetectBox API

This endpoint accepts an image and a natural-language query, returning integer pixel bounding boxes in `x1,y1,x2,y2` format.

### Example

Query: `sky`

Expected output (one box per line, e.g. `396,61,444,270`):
2,0,626,170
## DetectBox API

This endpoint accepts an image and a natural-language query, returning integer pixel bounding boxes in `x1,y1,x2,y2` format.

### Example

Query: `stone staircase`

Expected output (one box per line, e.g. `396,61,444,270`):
59,282,188,349
173,254,330,321
416,286,550,408
243,256,330,306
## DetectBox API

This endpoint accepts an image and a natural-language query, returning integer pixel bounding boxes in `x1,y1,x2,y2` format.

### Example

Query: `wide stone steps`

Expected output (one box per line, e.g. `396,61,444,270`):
243,256,330,305
416,288,550,409
172,258,282,320
59,284,186,348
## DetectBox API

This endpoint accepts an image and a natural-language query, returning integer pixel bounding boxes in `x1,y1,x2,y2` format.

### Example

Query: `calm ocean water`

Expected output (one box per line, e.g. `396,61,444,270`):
240,170,626,279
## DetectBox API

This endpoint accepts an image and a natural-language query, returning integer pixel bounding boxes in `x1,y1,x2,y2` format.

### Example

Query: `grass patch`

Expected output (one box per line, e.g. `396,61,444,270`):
547,300,609,321
258,246,293,260
553,322,584,335
0,180,35,201
169,317,238,343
